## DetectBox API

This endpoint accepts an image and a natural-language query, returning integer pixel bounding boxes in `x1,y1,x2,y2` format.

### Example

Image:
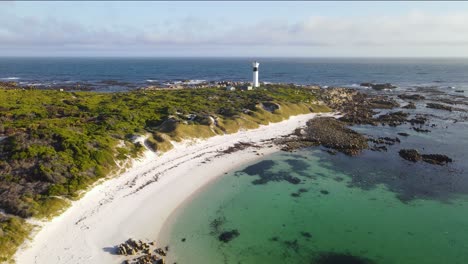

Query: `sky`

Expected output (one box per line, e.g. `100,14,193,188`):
1,1,468,57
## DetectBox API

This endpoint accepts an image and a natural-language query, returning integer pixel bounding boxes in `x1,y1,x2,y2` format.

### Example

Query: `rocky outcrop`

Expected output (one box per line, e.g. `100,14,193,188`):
320,87,400,126
399,149,452,165
426,103,452,112
360,83,397,90
402,102,416,109
399,149,421,162
115,238,167,264
398,94,425,100
277,117,368,155
376,111,409,126
421,154,453,165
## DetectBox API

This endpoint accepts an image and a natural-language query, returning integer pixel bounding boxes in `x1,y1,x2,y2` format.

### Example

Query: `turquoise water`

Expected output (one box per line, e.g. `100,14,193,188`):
159,149,468,264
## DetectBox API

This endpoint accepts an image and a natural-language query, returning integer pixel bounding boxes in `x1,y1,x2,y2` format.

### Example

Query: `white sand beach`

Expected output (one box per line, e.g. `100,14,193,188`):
15,112,334,264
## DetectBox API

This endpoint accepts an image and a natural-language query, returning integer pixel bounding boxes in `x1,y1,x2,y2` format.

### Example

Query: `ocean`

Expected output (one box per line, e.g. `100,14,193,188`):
1,58,468,92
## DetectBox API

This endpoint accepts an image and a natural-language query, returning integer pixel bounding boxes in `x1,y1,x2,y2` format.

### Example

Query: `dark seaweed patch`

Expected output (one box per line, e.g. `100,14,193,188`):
218,229,240,243
285,159,310,172
301,231,312,238
313,252,376,264
242,160,276,176
283,239,300,253
320,190,330,195
240,160,304,185
209,216,226,235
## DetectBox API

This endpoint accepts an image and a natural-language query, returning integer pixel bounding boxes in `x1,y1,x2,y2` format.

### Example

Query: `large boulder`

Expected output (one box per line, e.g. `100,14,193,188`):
398,94,425,100
399,149,421,162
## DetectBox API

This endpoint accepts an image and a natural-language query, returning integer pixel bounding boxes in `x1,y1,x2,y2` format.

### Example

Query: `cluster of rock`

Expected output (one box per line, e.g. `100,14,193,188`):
0,81,20,89
277,117,368,156
360,82,397,90
398,149,453,165
319,87,400,126
402,102,416,109
116,238,167,264
426,103,453,112
398,94,425,100
368,136,400,152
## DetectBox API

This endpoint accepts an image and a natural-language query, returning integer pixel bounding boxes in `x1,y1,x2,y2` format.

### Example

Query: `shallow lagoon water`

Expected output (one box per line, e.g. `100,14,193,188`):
159,148,468,264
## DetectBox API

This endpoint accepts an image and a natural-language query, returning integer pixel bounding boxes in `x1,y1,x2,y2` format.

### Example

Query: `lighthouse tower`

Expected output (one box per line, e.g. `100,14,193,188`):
252,61,260,88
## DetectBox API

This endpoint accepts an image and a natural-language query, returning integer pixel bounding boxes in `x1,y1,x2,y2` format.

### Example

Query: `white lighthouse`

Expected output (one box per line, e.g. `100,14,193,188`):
252,61,260,88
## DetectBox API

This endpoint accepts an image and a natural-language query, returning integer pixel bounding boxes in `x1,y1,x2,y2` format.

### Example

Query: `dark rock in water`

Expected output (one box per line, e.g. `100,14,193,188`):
368,136,400,145
291,192,301,197
319,87,398,126
320,190,330,195
376,111,409,126
398,94,425,100
326,149,337,155
409,116,427,125
218,229,240,243
399,149,452,165
421,154,453,165
314,252,376,264
399,149,422,162
361,82,396,90
304,117,368,156
412,127,431,133
298,188,308,193
402,102,416,109
455,90,464,93
370,145,387,152
426,103,453,111
397,132,410,137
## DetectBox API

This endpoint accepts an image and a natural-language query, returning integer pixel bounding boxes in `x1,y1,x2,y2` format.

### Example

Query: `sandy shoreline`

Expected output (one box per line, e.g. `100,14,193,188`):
15,112,333,264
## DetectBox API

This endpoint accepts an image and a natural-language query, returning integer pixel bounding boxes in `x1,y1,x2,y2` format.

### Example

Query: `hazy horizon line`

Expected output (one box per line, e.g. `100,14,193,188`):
1,56,468,59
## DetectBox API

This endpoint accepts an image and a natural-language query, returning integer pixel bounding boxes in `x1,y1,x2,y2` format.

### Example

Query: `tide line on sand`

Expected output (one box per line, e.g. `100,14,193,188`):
15,112,335,264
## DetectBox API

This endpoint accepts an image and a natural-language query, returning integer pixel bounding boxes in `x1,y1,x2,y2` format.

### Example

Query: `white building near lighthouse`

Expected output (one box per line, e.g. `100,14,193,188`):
252,61,260,88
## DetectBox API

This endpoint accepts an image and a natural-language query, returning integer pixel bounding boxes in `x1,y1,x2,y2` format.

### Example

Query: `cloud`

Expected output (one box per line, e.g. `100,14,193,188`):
0,10,468,56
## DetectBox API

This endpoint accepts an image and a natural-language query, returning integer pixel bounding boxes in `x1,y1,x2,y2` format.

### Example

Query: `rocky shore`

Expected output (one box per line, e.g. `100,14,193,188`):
115,238,167,264
275,87,455,165
276,117,368,156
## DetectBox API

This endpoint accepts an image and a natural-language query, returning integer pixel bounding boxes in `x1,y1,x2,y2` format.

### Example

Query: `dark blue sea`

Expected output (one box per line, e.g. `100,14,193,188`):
1,58,468,91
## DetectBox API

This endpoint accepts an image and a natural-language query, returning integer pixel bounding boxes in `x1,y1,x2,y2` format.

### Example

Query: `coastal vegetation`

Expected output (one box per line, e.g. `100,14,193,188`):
0,84,329,261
